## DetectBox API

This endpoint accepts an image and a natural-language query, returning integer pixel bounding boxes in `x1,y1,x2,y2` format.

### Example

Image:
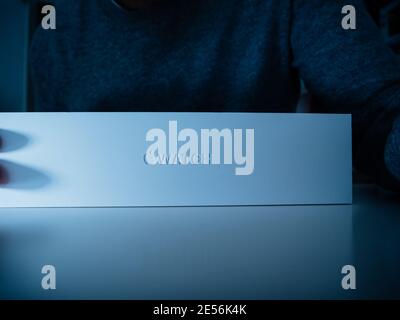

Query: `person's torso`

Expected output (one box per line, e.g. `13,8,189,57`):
31,0,300,112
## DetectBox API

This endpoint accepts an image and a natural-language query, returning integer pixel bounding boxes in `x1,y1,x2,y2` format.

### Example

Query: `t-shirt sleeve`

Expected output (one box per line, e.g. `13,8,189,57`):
291,0,400,189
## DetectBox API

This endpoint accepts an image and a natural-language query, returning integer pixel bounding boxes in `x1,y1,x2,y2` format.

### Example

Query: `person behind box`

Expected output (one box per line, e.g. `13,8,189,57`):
29,0,400,190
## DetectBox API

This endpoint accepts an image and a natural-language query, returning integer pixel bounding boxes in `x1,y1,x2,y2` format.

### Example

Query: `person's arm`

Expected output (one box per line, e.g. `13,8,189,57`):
291,0,400,190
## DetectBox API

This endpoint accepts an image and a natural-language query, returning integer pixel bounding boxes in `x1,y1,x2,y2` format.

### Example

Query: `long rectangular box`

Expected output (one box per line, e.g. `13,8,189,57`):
0,113,352,207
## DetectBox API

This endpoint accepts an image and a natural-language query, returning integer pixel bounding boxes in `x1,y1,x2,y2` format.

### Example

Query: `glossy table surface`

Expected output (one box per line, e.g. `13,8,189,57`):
0,184,399,300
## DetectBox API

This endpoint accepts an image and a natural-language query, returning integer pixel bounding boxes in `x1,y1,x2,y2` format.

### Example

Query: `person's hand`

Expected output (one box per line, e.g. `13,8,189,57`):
384,116,400,188
0,134,4,184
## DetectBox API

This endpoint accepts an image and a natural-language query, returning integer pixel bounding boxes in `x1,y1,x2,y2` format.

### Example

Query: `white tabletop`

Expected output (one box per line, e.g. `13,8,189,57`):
0,184,399,300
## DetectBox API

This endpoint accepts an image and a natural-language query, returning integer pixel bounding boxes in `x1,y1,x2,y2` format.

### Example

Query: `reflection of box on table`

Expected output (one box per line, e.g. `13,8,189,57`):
0,112,352,207
3,185,400,299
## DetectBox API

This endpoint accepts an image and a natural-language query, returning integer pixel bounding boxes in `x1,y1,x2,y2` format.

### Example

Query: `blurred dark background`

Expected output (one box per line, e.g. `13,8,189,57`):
0,0,399,112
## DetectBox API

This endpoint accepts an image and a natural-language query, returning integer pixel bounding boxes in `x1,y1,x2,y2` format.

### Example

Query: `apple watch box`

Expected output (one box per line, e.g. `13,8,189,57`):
0,112,352,207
